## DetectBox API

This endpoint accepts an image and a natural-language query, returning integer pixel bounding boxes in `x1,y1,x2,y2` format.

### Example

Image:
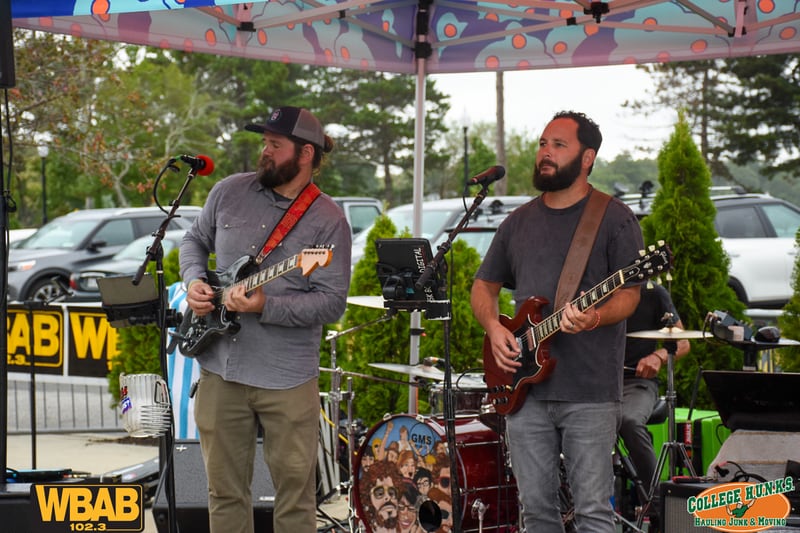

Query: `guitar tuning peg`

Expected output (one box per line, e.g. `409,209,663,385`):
665,272,673,282
648,244,655,252
646,280,655,289
639,249,646,257
657,239,665,246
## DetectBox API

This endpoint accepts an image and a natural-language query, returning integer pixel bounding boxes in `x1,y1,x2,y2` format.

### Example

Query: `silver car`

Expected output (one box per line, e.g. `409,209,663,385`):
7,206,200,303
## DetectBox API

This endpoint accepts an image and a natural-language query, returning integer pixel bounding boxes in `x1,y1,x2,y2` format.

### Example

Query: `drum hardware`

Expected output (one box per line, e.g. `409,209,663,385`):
323,308,398,531
471,499,489,532
626,326,704,529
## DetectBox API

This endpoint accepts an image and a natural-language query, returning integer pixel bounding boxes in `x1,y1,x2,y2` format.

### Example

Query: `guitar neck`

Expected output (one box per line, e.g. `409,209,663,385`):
535,269,626,342
235,253,301,292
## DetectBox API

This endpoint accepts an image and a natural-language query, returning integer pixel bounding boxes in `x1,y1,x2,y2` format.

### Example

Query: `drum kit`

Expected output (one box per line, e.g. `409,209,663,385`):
321,296,521,533
332,294,714,533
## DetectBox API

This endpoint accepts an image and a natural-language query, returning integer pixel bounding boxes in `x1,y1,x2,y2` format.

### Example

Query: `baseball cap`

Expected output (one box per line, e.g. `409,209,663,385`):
245,106,325,149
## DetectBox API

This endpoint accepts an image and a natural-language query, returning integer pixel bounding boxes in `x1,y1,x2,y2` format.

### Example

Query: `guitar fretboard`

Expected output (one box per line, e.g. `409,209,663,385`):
237,254,300,292
532,269,625,343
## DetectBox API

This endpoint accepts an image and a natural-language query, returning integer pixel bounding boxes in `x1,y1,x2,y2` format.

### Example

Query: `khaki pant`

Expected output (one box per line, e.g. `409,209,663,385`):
194,369,320,533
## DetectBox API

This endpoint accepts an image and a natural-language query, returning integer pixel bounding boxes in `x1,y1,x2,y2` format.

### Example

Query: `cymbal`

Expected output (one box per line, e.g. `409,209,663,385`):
346,295,386,309
627,327,708,340
369,363,445,381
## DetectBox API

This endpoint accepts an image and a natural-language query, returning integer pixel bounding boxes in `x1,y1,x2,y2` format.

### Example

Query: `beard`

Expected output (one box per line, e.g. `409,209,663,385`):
374,506,399,529
532,152,583,192
256,152,301,189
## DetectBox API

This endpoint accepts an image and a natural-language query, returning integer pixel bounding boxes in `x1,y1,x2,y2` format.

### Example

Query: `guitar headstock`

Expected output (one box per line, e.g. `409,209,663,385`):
298,245,334,275
623,240,673,283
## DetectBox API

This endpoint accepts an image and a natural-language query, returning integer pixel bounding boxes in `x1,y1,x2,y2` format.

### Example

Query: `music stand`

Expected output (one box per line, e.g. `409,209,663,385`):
98,274,161,328
375,238,449,320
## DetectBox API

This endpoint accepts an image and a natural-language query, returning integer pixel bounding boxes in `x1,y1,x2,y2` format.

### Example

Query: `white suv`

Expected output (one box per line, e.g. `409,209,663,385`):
623,187,800,308
713,194,800,308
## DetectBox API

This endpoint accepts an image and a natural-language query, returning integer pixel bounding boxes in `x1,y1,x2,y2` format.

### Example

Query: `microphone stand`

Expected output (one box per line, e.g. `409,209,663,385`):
132,161,198,533
414,183,492,533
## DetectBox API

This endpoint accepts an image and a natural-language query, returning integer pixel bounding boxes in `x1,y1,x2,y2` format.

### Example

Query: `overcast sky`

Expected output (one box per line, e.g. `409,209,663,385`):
430,63,678,161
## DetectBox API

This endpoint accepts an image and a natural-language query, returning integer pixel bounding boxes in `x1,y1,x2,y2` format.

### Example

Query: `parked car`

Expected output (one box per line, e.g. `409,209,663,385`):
333,197,383,236
68,229,189,301
351,196,531,268
622,186,800,308
7,206,201,303
9,228,37,247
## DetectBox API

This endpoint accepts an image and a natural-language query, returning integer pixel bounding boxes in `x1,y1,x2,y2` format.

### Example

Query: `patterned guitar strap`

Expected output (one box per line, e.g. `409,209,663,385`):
254,182,321,265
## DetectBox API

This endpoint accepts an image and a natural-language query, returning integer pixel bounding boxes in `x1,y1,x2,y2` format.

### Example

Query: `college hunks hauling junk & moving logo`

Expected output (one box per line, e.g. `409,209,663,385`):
686,477,794,532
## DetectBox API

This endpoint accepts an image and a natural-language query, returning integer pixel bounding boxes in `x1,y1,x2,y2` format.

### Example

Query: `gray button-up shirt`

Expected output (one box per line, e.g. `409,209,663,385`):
179,172,352,389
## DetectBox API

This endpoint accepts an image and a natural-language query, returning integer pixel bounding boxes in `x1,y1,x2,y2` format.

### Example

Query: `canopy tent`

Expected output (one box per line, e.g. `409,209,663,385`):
10,0,800,238
10,1,800,74
10,0,800,241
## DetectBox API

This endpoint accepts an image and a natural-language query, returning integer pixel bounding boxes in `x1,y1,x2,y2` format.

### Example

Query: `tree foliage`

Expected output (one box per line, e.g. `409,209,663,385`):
628,55,800,181
640,111,745,409
777,228,800,373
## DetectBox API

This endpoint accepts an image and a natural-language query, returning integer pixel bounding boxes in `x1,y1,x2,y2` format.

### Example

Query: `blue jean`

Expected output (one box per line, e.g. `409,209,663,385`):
619,378,659,497
507,399,621,533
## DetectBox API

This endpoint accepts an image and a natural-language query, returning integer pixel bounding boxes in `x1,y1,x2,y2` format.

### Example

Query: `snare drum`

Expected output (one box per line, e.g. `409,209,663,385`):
353,413,518,532
428,373,488,415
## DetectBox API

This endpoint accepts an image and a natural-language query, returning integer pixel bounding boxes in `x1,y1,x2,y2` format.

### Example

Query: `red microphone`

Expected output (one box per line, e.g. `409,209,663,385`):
178,154,215,176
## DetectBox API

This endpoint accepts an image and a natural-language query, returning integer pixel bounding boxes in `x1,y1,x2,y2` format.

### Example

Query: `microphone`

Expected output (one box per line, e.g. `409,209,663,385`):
466,165,505,187
177,154,215,176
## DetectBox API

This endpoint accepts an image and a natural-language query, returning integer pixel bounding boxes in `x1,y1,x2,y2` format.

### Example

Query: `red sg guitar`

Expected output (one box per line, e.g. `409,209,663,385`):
482,243,673,415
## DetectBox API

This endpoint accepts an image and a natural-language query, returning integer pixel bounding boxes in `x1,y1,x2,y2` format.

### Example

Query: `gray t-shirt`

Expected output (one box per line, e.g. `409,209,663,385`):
179,173,352,390
476,189,644,402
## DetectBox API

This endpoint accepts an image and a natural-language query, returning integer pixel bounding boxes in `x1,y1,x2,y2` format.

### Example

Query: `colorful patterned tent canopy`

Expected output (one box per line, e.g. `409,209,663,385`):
11,1,800,75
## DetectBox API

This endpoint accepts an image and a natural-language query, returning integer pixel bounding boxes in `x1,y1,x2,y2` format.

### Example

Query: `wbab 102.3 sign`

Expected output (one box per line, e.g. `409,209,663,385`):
687,477,794,532
31,483,144,532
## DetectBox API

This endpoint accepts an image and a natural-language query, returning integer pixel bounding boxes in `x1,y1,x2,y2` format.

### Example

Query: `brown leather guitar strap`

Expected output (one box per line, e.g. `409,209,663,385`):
254,182,321,265
553,188,612,311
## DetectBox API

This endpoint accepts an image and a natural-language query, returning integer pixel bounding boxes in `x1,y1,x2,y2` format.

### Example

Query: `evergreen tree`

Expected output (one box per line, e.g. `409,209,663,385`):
777,227,800,373
640,111,745,409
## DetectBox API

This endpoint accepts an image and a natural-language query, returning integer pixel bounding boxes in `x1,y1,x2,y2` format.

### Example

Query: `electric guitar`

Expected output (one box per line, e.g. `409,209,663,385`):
483,243,672,415
174,246,333,356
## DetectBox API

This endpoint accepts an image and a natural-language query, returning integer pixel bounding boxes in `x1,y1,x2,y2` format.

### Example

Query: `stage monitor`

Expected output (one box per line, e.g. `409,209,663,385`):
703,370,800,432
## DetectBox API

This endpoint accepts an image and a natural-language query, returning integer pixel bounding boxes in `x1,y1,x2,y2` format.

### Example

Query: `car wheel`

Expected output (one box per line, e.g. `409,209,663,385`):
26,276,68,303
728,278,749,307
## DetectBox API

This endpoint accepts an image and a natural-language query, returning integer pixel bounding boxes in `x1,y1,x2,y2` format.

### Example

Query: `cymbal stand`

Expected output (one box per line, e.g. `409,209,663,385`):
637,339,696,528
323,311,396,529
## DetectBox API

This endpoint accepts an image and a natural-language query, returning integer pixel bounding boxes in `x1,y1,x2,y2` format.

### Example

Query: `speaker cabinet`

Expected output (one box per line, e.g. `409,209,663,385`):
0,0,15,88
152,440,275,533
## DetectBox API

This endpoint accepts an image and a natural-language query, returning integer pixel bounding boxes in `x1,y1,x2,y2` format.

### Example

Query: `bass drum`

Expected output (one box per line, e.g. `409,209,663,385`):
353,413,518,532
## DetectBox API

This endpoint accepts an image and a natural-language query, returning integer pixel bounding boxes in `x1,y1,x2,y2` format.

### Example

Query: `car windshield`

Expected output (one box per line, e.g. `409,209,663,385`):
18,219,98,250
113,234,178,260
353,208,460,245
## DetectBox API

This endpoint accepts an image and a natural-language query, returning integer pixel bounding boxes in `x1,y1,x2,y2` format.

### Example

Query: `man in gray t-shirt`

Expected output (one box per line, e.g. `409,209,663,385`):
472,111,643,532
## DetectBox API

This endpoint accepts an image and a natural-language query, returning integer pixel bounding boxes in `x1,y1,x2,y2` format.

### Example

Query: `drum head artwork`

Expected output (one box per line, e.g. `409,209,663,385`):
352,414,518,532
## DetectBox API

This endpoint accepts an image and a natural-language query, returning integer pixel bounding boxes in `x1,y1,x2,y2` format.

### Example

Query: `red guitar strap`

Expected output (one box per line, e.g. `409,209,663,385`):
553,188,612,311
254,183,321,265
